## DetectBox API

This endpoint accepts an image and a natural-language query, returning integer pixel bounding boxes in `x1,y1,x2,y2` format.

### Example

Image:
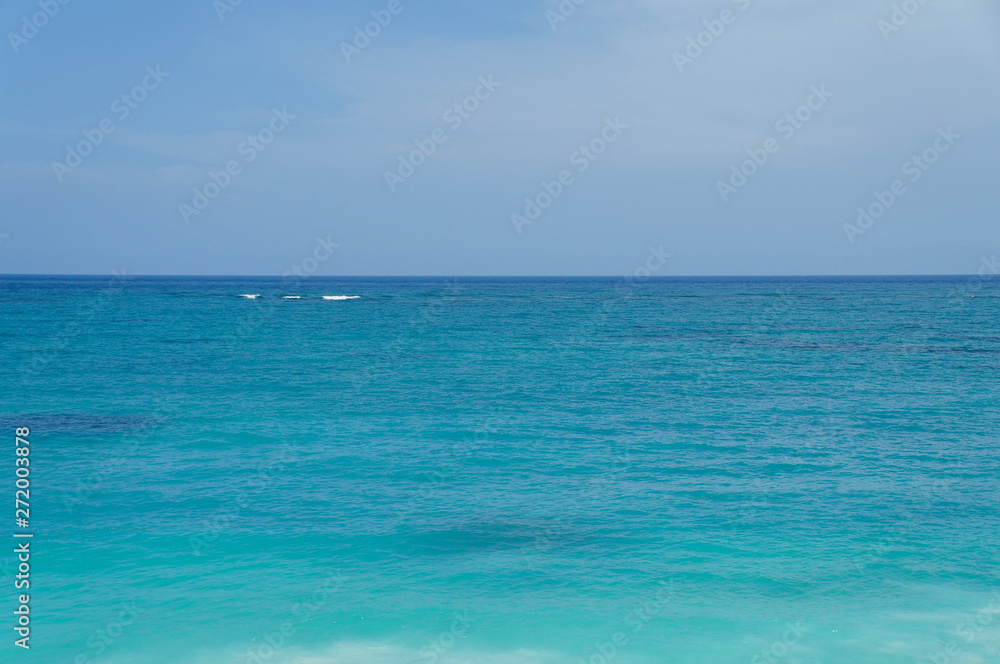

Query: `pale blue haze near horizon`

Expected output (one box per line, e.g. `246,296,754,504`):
1,0,999,275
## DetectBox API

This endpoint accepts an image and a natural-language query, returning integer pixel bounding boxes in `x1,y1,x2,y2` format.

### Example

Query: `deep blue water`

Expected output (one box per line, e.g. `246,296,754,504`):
1,276,998,664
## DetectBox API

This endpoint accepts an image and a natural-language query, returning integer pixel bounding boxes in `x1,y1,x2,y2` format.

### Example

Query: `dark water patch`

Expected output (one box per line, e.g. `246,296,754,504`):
0,413,160,435
919,346,1000,355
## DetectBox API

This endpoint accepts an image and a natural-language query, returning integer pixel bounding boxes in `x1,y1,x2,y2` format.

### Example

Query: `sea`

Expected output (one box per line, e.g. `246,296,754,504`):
0,275,998,664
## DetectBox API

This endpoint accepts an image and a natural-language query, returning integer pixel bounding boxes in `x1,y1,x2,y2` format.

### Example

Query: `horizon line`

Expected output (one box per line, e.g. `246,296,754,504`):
0,273,990,279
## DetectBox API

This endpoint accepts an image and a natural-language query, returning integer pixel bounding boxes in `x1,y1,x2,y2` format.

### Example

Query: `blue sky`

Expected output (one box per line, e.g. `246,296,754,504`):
1,0,998,275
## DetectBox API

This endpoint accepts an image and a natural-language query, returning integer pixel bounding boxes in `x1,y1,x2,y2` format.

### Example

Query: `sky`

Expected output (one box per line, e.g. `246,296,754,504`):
1,0,998,276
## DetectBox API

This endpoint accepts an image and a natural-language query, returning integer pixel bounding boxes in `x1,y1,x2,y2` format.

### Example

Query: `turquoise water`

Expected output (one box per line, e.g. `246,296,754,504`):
1,276,999,664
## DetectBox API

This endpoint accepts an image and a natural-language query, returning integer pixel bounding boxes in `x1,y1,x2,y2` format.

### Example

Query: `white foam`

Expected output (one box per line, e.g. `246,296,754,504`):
239,294,261,299
322,296,360,301
282,296,302,299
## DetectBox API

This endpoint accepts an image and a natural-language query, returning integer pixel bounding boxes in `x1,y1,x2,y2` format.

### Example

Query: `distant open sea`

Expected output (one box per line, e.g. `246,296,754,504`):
1,276,998,664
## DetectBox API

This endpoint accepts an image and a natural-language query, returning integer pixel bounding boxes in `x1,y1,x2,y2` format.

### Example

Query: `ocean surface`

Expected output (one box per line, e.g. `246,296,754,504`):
1,275,998,664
